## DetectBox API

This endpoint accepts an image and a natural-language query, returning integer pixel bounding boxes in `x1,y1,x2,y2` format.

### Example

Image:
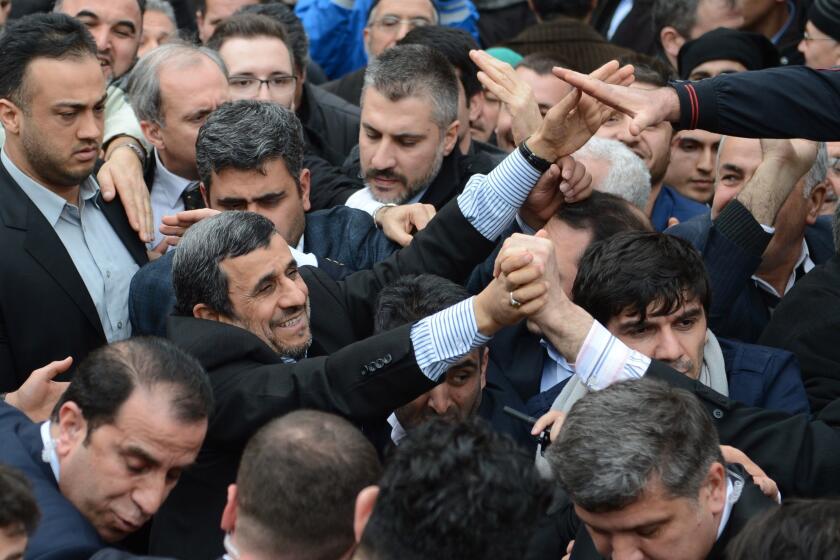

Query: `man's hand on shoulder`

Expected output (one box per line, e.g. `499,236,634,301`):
5,357,72,422
159,208,221,247
99,136,153,244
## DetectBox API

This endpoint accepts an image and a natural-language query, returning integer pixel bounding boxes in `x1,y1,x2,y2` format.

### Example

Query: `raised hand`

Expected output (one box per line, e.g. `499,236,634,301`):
520,156,592,230
158,208,221,247
5,357,72,422
553,65,681,136
470,50,542,147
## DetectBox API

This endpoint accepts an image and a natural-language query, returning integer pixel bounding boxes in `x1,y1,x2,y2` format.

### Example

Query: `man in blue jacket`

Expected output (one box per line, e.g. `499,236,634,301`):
296,0,479,80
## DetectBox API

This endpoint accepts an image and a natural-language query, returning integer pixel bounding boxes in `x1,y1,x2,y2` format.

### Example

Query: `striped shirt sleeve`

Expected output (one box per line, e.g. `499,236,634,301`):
574,321,651,391
457,148,543,242
410,297,491,382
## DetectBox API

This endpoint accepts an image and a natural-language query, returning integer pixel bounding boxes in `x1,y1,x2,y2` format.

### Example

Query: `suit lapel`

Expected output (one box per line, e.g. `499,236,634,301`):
97,192,148,267
708,465,777,559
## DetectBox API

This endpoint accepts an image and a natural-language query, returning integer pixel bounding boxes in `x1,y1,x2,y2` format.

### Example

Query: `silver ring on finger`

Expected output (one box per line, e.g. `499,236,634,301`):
509,291,522,308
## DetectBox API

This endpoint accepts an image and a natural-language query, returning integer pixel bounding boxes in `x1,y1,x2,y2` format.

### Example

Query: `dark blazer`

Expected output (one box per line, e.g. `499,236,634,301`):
299,82,362,167
667,206,835,343
567,465,777,560
322,66,366,107
0,161,148,391
646,360,840,498
0,402,104,559
488,322,811,416
590,0,659,56
759,254,840,414
129,206,400,337
150,199,497,559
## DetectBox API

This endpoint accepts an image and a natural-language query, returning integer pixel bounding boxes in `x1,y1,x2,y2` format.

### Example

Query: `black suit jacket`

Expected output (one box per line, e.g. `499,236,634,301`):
759,254,840,414
0,161,147,390
150,199,497,559
0,402,104,559
567,465,776,559
646,360,840,499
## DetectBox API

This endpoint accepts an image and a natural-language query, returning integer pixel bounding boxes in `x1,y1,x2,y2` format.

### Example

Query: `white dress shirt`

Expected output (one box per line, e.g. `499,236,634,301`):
150,150,194,248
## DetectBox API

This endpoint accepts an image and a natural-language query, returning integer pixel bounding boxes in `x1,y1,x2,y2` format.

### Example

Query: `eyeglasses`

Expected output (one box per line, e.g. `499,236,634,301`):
369,15,433,32
802,31,836,43
228,74,297,95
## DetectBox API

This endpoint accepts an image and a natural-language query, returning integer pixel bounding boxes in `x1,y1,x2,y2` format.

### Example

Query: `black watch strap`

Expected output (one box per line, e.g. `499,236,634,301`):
518,137,552,173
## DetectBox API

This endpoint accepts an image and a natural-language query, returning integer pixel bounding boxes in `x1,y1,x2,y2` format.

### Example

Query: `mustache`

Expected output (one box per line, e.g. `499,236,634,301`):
365,168,408,184
667,357,694,374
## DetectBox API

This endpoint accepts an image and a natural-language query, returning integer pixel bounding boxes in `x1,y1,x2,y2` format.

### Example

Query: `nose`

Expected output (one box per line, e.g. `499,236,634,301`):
697,146,715,174
614,119,640,147
133,475,168,518
369,138,396,171
426,385,454,416
653,327,683,363
89,26,110,54
797,39,807,54
610,535,646,560
277,275,308,309
78,109,103,142
394,20,414,42
257,81,272,101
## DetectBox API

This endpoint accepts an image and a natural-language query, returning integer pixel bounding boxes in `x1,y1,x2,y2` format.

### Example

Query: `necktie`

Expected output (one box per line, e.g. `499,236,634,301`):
181,181,205,211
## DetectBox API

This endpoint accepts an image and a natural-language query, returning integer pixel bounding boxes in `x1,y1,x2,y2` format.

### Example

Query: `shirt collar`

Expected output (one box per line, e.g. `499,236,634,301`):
40,420,61,482
2,149,99,227
771,0,796,44
751,238,813,298
717,471,742,540
387,413,408,445
154,149,195,208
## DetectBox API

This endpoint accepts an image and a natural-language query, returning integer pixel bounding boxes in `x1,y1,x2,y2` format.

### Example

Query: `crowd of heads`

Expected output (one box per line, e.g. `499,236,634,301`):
0,0,839,559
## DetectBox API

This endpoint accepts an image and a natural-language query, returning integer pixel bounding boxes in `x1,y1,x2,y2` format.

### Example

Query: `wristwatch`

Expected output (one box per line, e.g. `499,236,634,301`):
518,136,552,173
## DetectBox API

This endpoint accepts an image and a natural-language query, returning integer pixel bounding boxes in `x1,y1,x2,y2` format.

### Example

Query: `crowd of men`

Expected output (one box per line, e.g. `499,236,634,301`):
0,0,839,558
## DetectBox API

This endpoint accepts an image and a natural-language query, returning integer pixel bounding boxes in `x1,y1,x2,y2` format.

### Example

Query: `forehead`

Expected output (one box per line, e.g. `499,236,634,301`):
158,57,228,111
60,0,141,24
373,0,435,19
361,86,439,133
105,386,206,464
690,59,748,79
218,36,293,74
204,0,253,18
678,129,722,146
617,297,704,323
220,233,293,286
717,136,760,171
516,67,572,109
25,55,106,101
575,478,692,532
211,159,297,197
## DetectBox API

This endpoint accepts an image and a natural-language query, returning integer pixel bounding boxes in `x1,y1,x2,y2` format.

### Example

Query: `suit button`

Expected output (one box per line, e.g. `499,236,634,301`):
384,354,392,364
375,359,385,368
360,367,368,376
712,409,724,419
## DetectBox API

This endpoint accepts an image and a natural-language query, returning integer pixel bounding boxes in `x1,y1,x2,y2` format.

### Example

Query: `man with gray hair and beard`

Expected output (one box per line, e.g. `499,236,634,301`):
546,379,777,560
342,44,497,215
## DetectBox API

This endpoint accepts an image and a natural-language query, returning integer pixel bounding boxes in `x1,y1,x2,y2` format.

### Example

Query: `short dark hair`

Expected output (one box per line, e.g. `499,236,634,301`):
237,3,310,73
531,0,592,21
363,44,459,130
54,0,146,14
0,13,97,108
0,466,40,536
620,52,677,86
206,12,290,54
727,499,840,559
517,51,574,74
398,26,482,101
572,231,710,325
196,100,304,195
374,275,469,333
236,411,382,559
51,338,213,437
553,191,652,245
357,417,550,560
196,0,270,15
548,378,723,513
172,211,277,317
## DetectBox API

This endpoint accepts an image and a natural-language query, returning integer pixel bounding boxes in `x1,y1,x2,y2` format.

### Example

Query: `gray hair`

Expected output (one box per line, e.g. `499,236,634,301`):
804,142,828,199
652,0,700,36
173,211,277,317
145,0,176,25
55,0,147,14
575,137,651,210
362,44,458,131
196,100,304,194
124,40,227,125
547,378,723,513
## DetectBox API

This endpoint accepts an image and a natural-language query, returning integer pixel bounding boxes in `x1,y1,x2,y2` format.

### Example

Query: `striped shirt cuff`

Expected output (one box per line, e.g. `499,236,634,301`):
457,148,542,242
574,321,651,391
410,297,492,383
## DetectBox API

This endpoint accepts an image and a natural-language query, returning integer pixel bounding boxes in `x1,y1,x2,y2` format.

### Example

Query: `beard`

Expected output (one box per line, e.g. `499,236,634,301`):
268,298,313,361
21,124,98,189
364,144,445,205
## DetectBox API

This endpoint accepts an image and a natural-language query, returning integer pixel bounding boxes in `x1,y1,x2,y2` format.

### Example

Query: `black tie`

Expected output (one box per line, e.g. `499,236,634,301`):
181,181,205,211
